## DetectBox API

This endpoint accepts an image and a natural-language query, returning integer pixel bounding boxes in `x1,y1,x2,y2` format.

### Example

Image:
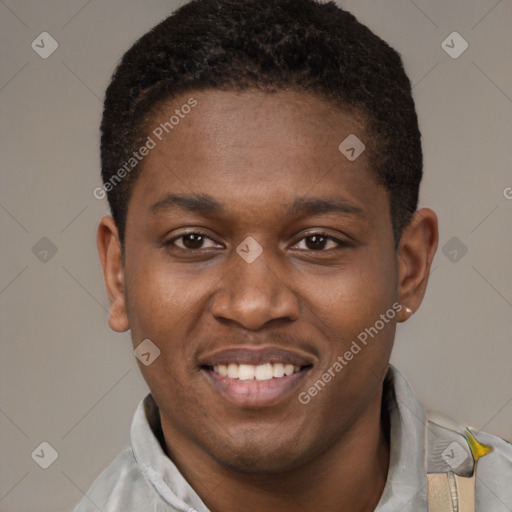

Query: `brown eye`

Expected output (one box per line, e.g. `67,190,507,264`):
305,235,328,250
294,234,342,251
182,233,206,249
170,232,220,250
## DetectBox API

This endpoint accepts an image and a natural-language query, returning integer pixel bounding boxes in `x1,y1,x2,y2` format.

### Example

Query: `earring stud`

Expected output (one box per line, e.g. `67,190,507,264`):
405,307,413,315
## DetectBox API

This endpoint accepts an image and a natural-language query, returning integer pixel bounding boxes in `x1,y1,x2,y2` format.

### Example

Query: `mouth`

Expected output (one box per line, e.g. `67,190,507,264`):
199,346,314,407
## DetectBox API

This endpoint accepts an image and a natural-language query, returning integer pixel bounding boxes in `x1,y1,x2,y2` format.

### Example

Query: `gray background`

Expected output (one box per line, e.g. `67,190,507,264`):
1,0,511,511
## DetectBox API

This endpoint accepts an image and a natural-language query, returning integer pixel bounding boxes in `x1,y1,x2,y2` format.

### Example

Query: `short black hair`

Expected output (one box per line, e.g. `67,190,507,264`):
101,0,422,247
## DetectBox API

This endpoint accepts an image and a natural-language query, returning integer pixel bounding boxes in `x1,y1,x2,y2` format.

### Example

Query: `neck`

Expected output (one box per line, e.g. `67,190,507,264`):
161,387,390,512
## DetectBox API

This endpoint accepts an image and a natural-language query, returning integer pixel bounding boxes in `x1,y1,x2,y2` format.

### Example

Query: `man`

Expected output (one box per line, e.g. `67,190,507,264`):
76,0,512,510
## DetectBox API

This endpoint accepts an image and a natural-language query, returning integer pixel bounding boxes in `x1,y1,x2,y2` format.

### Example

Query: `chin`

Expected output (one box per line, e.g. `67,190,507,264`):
209,434,313,475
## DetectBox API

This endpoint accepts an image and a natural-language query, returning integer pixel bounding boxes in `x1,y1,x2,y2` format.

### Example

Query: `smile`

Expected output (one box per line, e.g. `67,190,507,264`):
211,362,301,381
198,345,315,407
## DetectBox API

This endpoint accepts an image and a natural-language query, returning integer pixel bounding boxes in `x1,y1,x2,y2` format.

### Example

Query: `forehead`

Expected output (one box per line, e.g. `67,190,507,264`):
128,89,385,220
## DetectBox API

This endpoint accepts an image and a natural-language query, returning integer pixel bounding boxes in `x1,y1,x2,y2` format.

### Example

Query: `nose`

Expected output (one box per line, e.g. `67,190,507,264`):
210,251,300,331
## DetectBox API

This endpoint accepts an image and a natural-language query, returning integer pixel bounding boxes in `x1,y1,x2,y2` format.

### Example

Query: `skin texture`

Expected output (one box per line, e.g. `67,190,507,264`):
98,90,438,512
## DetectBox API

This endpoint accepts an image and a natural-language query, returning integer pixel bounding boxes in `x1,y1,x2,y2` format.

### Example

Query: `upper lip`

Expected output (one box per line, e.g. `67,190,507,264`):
198,345,315,368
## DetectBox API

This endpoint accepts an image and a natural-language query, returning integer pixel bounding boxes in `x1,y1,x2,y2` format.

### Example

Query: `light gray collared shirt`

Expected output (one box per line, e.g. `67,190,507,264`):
73,366,512,511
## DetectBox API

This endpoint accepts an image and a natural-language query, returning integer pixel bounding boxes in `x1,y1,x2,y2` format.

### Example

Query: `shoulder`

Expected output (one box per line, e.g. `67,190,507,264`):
427,412,512,511
471,429,512,510
71,447,156,512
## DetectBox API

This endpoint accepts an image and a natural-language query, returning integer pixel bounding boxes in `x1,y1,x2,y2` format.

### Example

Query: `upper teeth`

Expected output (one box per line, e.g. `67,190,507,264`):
212,363,300,381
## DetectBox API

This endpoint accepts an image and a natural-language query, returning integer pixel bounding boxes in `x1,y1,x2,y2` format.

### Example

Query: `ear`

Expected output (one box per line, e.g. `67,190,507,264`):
396,208,438,322
97,216,130,332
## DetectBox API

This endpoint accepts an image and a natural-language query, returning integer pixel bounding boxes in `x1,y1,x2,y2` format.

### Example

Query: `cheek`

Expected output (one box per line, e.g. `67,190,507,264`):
125,264,207,405
310,251,397,323
302,249,397,378
124,259,204,343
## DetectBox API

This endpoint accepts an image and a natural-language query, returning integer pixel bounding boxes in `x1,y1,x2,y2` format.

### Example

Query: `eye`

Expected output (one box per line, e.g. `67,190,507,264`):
293,233,346,251
168,232,221,250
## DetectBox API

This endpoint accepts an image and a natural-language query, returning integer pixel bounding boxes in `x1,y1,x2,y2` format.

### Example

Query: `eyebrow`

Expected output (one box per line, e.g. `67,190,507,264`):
150,194,225,215
150,193,364,218
287,196,364,217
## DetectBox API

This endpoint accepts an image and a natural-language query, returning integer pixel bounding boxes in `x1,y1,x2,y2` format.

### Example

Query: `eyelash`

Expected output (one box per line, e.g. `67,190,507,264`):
166,231,348,252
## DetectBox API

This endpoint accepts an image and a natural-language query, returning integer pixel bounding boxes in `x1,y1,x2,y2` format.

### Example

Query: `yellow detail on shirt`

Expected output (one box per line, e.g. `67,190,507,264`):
464,428,493,462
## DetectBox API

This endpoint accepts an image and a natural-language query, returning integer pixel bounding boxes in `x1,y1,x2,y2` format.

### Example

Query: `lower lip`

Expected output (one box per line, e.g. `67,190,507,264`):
202,368,310,408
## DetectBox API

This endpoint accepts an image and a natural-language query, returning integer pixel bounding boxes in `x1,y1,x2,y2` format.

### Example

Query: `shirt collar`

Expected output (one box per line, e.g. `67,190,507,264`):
131,364,428,511
375,365,428,510
131,395,209,511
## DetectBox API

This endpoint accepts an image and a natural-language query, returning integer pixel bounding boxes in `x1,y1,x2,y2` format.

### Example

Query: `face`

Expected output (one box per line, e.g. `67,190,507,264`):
99,90,436,474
